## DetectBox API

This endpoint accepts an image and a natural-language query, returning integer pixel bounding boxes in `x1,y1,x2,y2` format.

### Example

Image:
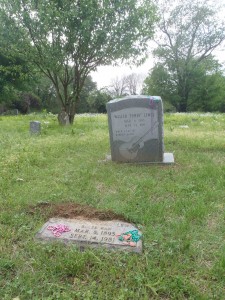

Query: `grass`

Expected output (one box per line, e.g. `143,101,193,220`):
0,112,225,299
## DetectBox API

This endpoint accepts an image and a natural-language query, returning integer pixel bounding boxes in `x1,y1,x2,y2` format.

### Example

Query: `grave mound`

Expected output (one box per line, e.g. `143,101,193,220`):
28,202,128,222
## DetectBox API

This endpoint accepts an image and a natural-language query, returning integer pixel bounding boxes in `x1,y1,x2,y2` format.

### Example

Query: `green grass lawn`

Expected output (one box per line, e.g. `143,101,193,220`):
0,112,225,299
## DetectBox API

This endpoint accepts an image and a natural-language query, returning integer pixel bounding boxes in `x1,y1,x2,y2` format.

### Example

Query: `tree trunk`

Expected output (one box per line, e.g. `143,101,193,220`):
58,97,77,125
68,102,76,125
68,93,80,125
177,79,189,112
69,113,75,124
178,101,188,112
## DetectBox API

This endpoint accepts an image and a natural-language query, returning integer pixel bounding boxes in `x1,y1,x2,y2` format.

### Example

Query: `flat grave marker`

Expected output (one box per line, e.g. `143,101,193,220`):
36,218,142,253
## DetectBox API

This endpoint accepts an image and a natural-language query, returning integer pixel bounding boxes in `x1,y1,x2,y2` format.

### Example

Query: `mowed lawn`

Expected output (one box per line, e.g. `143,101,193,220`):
0,112,225,299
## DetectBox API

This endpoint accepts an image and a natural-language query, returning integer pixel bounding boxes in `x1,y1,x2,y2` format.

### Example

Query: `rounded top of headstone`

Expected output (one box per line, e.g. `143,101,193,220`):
108,95,162,104
30,120,41,123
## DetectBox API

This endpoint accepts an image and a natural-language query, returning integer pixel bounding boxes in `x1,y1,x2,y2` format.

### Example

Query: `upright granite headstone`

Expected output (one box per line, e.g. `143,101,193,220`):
106,95,174,164
30,121,41,135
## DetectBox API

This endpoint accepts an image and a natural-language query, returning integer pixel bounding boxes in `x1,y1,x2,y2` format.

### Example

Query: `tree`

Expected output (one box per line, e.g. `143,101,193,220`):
142,63,178,111
77,76,97,113
11,92,42,114
189,61,225,112
143,56,225,112
108,76,129,98
0,53,30,100
125,73,144,95
152,0,225,112
107,73,144,98
34,73,101,114
34,75,58,113
0,52,37,113
87,89,111,113
0,0,157,124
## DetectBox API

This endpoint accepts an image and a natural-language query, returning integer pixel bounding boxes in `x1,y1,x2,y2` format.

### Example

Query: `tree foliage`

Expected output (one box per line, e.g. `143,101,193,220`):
77,75,97,113
0,0,157,123
189,61,225,112
10,92,42,114
34,75,58,113
0,53,30,100
143,56,225,112
34,73,109,114
87,89,111,113
0,51,38,113
152,0,225,112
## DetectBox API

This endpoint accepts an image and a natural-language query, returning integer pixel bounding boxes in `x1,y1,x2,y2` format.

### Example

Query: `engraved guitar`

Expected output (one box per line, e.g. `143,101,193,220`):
119,120,159,160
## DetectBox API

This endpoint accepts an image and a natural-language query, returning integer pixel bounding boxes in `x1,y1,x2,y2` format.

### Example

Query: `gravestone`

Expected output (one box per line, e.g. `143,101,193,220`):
30,121,41,135
13,109,19,115
58,110,70,125
2,109,19,116
36,218,142,253
106,95,174,164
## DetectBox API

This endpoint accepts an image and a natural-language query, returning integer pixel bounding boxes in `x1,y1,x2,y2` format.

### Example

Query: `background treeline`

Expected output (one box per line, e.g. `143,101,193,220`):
0,54,111,114
2,53,224,115
143,56,225,113
0,0,225,116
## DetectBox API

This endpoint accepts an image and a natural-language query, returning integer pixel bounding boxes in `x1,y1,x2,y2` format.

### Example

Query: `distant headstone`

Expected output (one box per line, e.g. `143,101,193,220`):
30,121,41,135
2,109,19,116
36,218,142,253
12,109,19,115
58,110,70,125
106,95,174,164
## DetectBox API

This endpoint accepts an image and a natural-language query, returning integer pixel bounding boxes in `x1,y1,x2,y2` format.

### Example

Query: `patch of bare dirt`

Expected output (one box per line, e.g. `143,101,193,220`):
28,202,128,222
